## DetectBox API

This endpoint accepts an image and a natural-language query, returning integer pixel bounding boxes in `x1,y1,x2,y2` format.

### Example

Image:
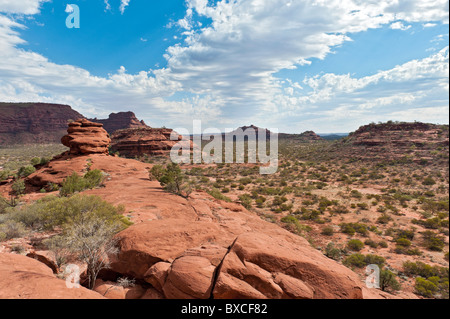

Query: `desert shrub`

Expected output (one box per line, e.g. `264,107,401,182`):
207,188,232,202
0,170,10,181
347,239,364,251
376,213,393,225
5,195,131,231
421,230,446,252
343,253,366,268
83,169,105,189
321,226,334,236
238,194,252,209
396,238,412,247
380,269,401,292
18,165,36,178
60,170,105,197
364,239,378,248
43,235,70,269
415,277,439,298
364,254,386,267
340,222,368,236
403,261,448,279
0,220,26,240
63,211,122,289
12,179,25,196
325,242,344,261
343,253,385,269
152,163,193,198
422,177,436,186
280,215,311,235
378,241,388,248
331,205,350,214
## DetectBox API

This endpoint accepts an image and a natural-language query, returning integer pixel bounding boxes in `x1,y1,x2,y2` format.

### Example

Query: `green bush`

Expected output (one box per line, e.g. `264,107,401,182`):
207,188,232,202
5,194,131,231
343,253,366,268
60,170,105,197
415,277,438,298
152,163,193,198
343,253,385,268
321,226,334,236
12,179,25,196
347,239,364,251
421,230,446,252
18,165,36,178
0,220,26,241
380,269,401,292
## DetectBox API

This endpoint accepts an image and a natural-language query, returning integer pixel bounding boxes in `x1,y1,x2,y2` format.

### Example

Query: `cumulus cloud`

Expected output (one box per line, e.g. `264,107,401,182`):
390,21,411,30
0,0,449,131
0,0,48,15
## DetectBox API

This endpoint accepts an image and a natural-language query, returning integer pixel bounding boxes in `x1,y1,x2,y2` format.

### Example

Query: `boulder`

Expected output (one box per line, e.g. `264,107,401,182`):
0,253,104,299
61,119,111,155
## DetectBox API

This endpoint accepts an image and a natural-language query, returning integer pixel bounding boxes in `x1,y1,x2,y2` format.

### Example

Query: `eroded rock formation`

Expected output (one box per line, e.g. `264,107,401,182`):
89,112,149,134
61,119,111,155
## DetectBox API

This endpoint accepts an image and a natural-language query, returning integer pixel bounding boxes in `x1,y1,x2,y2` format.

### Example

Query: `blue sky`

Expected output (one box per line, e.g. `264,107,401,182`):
0,0,448,133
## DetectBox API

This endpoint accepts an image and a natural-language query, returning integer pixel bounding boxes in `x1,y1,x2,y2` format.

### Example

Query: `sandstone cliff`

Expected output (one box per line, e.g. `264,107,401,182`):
0,103,84,145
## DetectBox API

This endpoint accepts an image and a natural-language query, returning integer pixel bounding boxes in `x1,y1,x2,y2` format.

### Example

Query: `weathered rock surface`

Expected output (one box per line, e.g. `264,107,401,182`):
0,103,84,145
89,111,148,134
61,119,111,155
0,253,104,299
110,127,191,158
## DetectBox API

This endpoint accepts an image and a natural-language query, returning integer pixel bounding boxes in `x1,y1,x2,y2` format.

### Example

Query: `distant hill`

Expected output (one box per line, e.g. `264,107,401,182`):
0,103,152,145
319,133,348,141
279,131,324,142
89,112,149,134
0,103,84,145
330,121,449,164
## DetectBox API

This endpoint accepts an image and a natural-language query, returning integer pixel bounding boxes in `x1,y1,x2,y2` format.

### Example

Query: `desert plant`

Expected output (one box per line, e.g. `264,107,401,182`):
64,212,121,289
380,269,401,292
347,239,364,251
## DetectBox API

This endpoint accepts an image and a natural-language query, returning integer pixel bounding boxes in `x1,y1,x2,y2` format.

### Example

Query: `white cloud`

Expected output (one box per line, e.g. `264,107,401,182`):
390,21,411,30
104,0,111,12
0,0,449,131
119,0,130,15
0,0,48,15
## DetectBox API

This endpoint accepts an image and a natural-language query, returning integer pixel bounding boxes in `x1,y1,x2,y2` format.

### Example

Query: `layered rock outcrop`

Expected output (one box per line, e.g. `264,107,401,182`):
89,112,149,134
61,119,111,155
110,128,189,157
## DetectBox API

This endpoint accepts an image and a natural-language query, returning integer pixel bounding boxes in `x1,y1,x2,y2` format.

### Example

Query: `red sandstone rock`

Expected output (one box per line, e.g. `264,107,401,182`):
89,112,149,134
0,253,104,299
61,119,111,155
110,127,192,158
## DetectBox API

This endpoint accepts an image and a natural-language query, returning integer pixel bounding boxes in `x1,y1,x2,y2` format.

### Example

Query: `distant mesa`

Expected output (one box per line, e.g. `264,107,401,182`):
89,111,149,134
0,102,84,145
61,119,111,155
279,130,324,142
